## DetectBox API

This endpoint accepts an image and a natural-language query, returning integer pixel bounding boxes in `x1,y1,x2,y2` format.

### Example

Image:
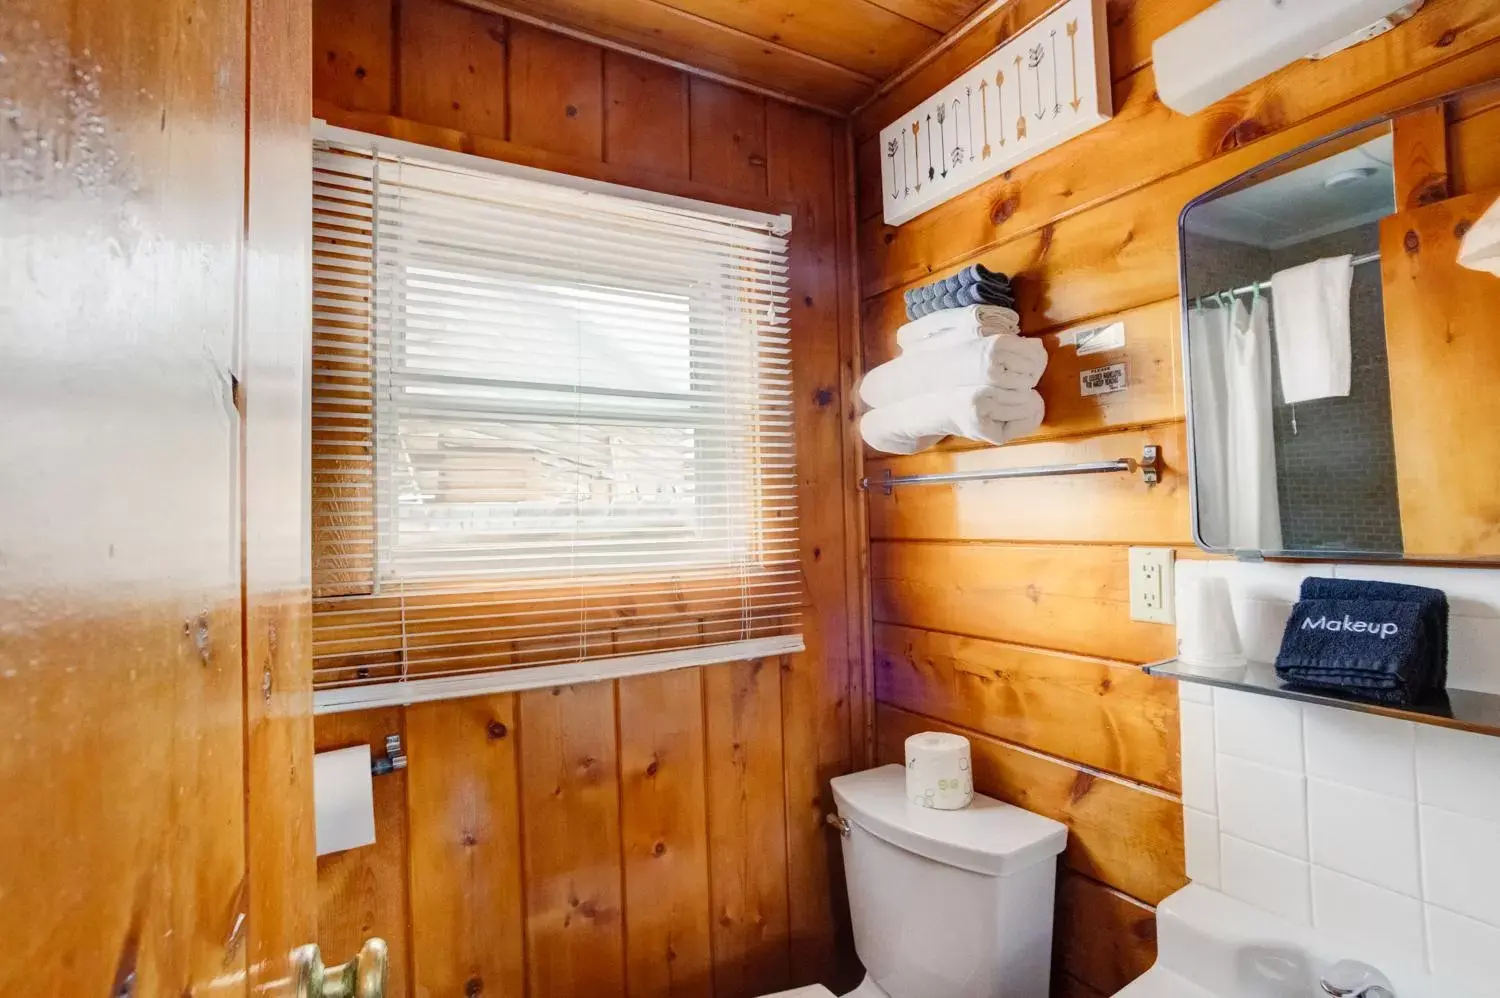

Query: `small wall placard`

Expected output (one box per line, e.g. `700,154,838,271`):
879,0,1112,227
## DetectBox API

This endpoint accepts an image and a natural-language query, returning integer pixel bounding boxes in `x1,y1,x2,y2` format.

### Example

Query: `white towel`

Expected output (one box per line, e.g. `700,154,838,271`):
1459,193,1500,276
859,334,1048,409
1270,255,1353,403
859,386,1044,455
896,304,1021,353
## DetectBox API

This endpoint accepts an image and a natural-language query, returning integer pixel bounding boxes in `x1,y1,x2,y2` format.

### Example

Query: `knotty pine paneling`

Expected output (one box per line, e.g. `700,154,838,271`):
519,683,627,997
856,3,1500,995
876,705,1187,907
604,50,692,178
870,541,1181,663
858,1,1500,990
873,623,1180,792
311,1,861,994
1451,93,1500,195
618,670,715,997
507,21,604,160
316,709,413,998
866,425,1191,545
405,695,525,998
396,0,508,138
856,1,1500,302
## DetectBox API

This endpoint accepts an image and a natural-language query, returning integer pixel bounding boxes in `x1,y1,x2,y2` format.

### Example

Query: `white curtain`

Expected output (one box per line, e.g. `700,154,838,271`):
1189,294,1282,551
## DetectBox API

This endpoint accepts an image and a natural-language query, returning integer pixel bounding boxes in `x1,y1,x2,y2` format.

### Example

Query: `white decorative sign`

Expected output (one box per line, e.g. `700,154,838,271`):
879,0,1112,227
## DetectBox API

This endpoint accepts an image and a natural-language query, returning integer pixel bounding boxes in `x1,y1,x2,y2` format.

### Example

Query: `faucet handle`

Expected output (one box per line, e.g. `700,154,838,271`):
1320,959,1395,998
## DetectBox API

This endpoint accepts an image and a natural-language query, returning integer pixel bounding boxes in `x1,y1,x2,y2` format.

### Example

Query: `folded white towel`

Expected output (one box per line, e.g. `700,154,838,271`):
1459,193,1500,276
896,304,1021,353
859,334,1048,409
859,386,1044,455
1270,255,1353,403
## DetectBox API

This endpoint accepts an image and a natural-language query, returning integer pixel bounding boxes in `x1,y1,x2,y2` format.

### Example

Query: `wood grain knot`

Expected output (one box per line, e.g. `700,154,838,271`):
487,720,508,740
565,104,579,118
749,154,767,168
1405,229,1421,254
1415,177,1449,206
883,230,896,245
804,294,814,307
354,66,367,80
645,756,660,777
653,840,667,857
1218,119,1268,151
1436,28,1457,47
1068,770,1097,803
465,976,484,997
814,387,834,407
990,196,1018,226
462,831,478,847
1456,219,1474,239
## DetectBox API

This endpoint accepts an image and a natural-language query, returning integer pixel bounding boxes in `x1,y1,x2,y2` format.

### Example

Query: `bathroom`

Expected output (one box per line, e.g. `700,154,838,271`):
4,0,1500,996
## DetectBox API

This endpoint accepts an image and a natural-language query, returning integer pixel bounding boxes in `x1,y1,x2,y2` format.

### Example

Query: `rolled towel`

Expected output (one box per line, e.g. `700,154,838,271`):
1275,598,1438,705
897,304,1021,353
859,386,1044,454
860,335,1046,409
906,284,1015,319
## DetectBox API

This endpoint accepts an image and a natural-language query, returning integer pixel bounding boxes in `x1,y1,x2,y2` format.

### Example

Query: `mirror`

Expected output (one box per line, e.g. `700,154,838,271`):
1179,81,1500,563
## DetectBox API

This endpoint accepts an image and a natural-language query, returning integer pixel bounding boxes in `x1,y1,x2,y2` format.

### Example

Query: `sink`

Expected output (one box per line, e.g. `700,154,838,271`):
1115,885,1455,998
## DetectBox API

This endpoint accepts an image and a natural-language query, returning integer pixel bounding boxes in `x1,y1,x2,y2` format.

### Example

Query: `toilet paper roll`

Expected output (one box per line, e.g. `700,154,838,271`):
314,744,377,857
905,731,974,810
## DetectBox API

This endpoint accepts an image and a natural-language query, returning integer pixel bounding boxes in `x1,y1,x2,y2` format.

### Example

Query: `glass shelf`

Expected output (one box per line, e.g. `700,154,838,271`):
1145,659,1500,737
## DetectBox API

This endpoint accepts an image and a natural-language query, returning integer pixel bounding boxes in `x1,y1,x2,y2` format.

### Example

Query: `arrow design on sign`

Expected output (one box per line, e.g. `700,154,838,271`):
1067,19,1082,111
995,70,1006,147
1028,44,1046,121
925,113,934,180
912,119,923,192
901,126,910,196
936,102,948,178
1050,29,1062,116
979,79,992,158
1014,55,1027,140
965,88,975,161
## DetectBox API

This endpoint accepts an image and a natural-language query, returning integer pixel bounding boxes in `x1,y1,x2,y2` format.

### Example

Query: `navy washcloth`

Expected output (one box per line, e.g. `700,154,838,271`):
1276,597,1439,705
1299,577,1448,689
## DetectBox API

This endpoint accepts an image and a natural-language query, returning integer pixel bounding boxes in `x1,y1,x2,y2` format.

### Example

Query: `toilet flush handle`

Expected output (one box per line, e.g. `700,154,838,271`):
824,813,850,838
1320,960,1395,998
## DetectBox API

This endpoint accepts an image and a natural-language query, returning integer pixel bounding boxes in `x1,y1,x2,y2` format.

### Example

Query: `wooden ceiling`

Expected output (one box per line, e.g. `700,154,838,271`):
460,0,994,114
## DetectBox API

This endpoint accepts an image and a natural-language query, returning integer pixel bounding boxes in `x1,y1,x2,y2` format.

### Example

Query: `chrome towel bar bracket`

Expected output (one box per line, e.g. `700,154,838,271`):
860,444,1161,495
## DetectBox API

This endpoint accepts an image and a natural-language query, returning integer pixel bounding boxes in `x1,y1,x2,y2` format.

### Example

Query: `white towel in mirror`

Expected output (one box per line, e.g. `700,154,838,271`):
1269,255,1353,403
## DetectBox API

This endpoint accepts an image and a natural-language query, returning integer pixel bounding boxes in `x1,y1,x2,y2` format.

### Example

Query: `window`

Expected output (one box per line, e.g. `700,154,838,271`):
311,130,801,708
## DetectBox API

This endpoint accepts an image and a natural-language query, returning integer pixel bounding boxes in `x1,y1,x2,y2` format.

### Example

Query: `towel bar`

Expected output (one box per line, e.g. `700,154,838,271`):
861,444,1160,494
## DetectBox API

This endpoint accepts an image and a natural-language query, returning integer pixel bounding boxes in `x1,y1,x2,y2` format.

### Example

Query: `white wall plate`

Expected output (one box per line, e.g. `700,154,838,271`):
878,0,1113,227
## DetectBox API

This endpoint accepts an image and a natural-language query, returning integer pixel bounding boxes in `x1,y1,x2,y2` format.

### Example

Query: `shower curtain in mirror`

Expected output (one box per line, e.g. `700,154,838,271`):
1188,294,1282,551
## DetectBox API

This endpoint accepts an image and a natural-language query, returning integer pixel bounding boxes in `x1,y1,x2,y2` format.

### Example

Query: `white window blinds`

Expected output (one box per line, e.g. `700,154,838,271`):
311,128,802,712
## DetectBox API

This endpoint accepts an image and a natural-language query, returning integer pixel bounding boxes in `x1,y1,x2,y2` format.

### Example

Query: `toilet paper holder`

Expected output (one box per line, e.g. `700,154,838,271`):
371,733,407,776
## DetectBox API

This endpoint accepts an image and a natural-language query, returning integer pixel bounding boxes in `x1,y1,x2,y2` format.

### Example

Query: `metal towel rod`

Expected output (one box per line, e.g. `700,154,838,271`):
861,445,1161,494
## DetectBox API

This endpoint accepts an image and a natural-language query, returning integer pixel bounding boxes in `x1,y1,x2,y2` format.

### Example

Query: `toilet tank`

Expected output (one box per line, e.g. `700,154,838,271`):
832,765,1068,998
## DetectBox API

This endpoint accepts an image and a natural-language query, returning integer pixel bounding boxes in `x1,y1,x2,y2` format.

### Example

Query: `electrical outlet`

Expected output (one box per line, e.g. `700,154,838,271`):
1129,547,1175,624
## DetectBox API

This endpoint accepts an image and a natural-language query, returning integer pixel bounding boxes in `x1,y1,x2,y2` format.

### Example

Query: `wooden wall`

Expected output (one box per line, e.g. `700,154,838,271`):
310,1,863,995
852,3,1500,996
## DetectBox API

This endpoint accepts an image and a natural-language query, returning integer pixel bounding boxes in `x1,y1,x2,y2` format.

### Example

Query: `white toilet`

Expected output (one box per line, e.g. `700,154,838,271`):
767,764,1068,998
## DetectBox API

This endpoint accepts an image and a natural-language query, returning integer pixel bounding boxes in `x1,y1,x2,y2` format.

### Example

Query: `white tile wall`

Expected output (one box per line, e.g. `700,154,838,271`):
1175,560,1500,987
